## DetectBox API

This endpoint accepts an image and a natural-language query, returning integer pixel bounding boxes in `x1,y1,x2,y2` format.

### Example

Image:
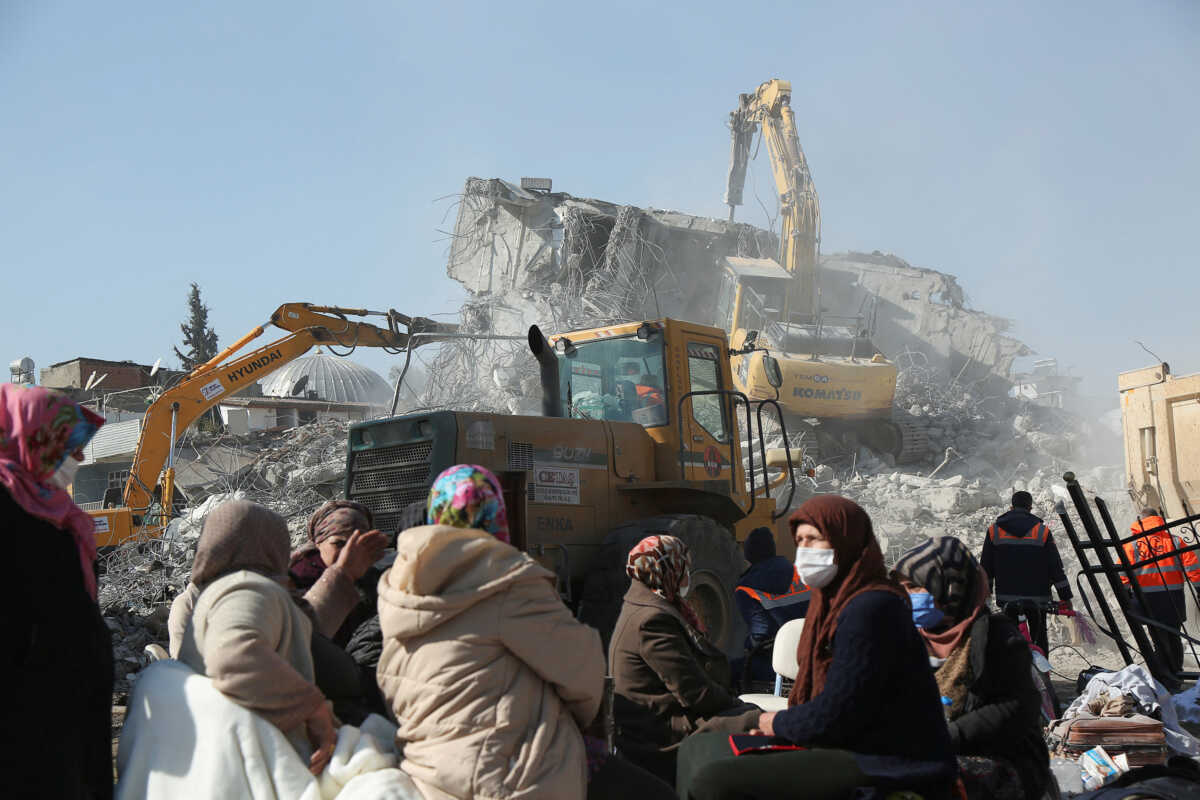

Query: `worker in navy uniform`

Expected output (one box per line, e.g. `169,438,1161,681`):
980,491,1072,654
734,527,810,684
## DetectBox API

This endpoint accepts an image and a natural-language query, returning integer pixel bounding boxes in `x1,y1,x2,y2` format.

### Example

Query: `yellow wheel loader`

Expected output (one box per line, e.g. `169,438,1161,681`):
346,318,799,655
722,80,929,463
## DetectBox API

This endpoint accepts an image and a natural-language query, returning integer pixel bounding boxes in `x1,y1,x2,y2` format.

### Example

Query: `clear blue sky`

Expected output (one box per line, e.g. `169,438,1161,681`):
3,1,1197,401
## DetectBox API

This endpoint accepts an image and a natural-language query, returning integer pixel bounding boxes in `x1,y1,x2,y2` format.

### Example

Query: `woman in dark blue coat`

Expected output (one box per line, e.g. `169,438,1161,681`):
677,496,956,800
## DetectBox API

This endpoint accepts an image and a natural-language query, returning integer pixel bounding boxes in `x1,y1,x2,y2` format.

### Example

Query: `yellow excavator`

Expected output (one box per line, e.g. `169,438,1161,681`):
89,303,458,547
721,79,927,462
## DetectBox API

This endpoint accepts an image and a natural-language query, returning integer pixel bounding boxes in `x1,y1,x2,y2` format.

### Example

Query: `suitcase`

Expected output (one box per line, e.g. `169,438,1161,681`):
1049,713,1168,766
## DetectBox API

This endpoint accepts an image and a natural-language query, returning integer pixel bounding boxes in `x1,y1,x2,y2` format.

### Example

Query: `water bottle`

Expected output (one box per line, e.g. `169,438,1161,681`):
1050,756,1083,795
941,696,953,722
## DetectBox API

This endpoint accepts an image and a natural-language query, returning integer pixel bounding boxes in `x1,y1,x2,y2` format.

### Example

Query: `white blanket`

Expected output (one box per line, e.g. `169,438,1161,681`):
117,660,423,799
1063,663,1200,757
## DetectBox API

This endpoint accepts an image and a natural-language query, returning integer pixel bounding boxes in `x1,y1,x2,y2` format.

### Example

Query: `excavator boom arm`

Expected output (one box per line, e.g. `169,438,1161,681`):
120,304,457,512
121,330,320,511
724,79,821,313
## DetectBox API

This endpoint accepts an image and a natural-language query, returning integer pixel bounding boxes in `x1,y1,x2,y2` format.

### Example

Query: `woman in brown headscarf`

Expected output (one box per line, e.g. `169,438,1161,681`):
171,499,337,774
168,499,389,724
676,496,957,800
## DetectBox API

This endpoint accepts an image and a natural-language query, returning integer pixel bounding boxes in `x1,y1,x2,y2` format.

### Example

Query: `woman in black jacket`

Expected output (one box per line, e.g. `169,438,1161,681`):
0,384,113,799
676,496,956,800
892,535,1051,800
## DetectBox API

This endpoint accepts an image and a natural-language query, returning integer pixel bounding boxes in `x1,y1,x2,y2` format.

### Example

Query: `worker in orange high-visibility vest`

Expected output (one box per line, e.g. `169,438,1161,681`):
1123,508,1200,673
734,527,810,684
617,363,666,424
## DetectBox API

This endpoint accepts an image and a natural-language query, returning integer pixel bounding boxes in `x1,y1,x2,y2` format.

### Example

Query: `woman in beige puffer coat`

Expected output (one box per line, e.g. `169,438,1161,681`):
377,465,606,800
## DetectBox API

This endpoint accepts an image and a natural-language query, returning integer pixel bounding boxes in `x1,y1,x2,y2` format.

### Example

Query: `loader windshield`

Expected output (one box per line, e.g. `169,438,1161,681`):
557,335,668,428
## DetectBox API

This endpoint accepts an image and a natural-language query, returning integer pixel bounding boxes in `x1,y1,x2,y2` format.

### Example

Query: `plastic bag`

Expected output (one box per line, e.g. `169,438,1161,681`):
1051,756,1083,795
1071,611,1098,646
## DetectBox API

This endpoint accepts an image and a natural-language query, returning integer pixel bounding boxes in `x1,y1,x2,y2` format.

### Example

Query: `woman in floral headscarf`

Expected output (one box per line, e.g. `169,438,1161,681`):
424,463,510,539
377,465,674,800
0,384,113,799
608,534,761,784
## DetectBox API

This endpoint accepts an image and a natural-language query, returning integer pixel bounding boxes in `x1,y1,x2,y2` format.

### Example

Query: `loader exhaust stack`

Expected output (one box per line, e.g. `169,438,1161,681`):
528,324,562,418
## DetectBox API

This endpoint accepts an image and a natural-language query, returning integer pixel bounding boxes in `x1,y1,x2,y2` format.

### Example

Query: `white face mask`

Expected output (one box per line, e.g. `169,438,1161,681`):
49,456,81,490
794,547,837,589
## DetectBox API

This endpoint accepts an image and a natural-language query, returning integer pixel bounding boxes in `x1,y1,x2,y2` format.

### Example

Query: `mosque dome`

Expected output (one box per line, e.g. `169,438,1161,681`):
259,354,392,407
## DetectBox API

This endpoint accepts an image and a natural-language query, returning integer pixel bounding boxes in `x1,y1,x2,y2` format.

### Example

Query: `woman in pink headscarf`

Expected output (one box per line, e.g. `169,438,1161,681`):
0,384,113,799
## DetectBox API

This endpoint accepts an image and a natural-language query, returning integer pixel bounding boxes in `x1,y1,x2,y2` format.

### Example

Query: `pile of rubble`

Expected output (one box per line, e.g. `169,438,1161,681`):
99,420,354,697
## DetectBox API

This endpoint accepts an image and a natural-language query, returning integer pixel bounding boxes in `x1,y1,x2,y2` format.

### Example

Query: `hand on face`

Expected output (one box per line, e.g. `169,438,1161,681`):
329,528,388,580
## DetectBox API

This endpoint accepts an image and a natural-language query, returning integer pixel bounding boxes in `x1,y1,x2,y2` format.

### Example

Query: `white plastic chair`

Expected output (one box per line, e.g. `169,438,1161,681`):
737,618,805,712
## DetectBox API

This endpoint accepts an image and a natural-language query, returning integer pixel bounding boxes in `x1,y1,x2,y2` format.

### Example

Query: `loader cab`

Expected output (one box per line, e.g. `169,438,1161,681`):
538,319,753,490
550,327,671,429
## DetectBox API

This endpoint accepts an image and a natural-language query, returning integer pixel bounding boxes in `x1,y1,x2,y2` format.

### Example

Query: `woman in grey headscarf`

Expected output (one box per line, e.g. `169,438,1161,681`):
892,535,1049,800
171,499,336,774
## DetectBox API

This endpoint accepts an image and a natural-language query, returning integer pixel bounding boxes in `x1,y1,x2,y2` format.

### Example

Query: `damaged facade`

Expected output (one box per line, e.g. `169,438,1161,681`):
418,178,1032,416
819,252,1030,393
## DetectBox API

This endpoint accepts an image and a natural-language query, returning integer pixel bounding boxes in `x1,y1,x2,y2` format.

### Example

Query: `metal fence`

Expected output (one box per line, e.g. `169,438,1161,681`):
1057,471,1200,692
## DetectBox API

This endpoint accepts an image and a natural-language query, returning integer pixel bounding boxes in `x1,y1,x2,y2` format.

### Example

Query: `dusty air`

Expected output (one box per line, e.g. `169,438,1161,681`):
6,6,1200,800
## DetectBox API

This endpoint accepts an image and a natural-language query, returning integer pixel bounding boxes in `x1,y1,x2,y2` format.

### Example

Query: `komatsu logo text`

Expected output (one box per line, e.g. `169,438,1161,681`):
793,387,862,401
228,350,283,383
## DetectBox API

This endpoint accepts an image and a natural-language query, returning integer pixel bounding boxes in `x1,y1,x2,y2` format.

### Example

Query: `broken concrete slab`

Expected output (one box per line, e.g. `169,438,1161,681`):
819,252,1032,392
419,178,1042,418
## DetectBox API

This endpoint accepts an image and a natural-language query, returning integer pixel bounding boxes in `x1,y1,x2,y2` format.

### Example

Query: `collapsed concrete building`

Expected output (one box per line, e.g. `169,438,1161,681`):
101,177,1129,696
415,178,1031,416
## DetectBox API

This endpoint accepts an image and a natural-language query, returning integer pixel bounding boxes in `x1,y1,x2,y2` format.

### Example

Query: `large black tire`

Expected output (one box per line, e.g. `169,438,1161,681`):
577,514,748,659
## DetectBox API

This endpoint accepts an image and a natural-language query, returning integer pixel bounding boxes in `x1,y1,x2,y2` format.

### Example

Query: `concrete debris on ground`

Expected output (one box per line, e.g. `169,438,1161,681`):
100,420,354,698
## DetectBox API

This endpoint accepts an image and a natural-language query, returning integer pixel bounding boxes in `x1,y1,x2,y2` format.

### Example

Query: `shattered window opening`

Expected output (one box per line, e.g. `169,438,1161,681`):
687,342,730,443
